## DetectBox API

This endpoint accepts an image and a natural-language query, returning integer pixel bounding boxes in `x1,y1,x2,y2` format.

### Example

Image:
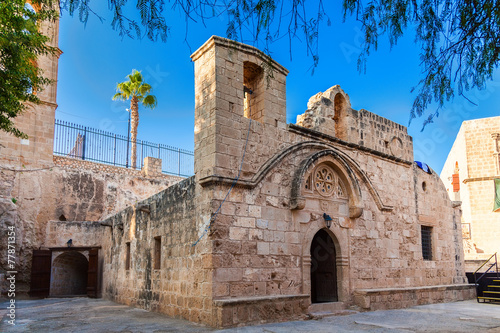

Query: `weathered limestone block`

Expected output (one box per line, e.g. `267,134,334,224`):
142,157,162,177
296,96,336,136
0,158,182,294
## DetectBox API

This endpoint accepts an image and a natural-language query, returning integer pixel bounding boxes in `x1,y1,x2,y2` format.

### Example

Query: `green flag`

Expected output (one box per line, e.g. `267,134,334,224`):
494,179,500,212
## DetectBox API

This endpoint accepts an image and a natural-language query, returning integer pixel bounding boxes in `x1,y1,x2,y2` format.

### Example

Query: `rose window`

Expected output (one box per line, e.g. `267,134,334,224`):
314,166,335,197
306,164,348,199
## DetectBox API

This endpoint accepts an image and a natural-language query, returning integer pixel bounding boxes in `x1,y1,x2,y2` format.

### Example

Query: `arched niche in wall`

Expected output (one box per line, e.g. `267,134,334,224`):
243,61,264,122
291,150,364,219
50,251,89,296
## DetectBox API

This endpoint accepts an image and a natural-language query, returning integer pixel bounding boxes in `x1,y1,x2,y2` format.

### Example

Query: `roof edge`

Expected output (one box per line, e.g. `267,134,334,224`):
190,36,289,76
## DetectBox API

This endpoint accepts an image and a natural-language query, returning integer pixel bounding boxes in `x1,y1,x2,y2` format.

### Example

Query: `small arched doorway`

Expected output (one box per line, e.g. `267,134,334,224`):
50,251,88,296
310,229,338,303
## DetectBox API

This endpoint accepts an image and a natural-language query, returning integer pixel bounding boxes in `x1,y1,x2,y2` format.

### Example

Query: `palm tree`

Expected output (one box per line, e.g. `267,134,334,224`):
113,70,157,169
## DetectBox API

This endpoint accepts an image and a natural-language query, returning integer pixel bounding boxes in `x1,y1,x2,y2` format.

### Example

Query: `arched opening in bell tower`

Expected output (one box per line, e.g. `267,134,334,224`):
243,61,264,122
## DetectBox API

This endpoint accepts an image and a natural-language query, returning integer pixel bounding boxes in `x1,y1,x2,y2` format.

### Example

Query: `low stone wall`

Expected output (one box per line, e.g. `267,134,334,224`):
213,294,309,327
465,259,491,273
353,284,476,311
53,155,183,181
0,155,180,294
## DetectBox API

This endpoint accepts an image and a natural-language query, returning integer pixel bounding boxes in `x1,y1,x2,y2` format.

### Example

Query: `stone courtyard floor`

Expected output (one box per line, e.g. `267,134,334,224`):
0,298,499,332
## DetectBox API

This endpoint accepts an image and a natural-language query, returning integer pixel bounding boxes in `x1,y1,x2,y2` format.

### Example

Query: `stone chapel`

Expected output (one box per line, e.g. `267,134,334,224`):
38,36,474,327
0,10,475,327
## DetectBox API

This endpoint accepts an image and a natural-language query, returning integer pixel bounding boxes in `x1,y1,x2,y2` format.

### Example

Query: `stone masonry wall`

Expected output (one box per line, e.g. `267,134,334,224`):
0,102,57,168
45,220,111,297
463,117,500,178
53,155,181,181
296,85,413,161
440,116,500,263
0,161,180,294
101,177,214,325
189,37,471,327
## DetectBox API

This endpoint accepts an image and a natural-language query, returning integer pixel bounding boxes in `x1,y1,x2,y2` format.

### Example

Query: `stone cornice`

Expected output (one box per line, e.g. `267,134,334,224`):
40,100,58,107
463,176,499,183
288,124,413,166
190,36,289,76
25,100,58,109
49,246,102,251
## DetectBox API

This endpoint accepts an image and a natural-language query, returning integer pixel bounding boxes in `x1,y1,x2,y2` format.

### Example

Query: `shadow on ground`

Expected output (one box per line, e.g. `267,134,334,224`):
1,298,499,332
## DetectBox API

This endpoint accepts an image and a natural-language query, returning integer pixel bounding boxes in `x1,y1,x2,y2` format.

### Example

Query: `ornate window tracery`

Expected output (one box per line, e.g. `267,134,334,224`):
304,164,348,199
337,181,346,198
315,166,335,196
304,174,312,191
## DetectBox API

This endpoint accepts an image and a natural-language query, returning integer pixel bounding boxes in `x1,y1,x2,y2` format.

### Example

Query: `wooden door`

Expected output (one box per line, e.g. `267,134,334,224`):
310,229,338,303
29,250,52,298
87,248,98,298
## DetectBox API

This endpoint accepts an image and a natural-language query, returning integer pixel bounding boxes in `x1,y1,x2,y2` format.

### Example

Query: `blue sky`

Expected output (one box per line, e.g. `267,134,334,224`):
55,2,500,173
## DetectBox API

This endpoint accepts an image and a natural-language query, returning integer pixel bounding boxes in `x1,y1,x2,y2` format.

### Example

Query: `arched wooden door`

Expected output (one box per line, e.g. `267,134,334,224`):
310,229,338,303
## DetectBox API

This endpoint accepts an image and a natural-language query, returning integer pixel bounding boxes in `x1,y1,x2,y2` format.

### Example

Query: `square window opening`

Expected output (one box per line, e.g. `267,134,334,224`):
125,242,131,270
421,226,433,260
154,236,161,270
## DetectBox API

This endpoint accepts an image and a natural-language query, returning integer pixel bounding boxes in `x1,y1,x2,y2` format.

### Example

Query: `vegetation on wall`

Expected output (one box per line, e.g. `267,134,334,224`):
2,0,499,137
0,0,58,138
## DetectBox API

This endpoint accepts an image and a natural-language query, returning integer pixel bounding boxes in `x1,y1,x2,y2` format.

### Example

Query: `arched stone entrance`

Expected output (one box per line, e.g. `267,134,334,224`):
310,229,338,303
50,251,88,296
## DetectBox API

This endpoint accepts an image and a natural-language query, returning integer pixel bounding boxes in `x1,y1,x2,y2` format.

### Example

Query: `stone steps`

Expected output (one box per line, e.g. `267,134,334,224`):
477,296,500,302
478,276,500,303
307,302,358,319
307,309,359,320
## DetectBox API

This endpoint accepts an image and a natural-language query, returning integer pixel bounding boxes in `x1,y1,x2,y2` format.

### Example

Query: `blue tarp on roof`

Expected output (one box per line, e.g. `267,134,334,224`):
415,161,432,174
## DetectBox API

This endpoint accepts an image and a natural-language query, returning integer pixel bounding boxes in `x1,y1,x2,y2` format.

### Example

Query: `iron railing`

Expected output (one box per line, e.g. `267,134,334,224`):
53,119,194,177
474,252,499,284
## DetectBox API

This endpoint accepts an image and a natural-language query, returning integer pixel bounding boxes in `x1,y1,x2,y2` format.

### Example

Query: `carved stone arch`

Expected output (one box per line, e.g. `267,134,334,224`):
291,150,363,218
303,224,344,259
50,251,89,296
200,141,394,212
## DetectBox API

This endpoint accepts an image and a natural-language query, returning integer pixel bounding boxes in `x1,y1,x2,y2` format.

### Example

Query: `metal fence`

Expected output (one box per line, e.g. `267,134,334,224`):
53,119,194,177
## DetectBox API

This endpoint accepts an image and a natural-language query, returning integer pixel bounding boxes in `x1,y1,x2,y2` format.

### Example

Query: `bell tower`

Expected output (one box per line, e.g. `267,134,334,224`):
190,36,289,181
0,1,61,168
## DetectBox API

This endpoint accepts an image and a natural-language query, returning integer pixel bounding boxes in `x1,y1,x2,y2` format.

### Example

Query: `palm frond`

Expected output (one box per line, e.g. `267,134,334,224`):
138,83,152,95
113,69,156,109
143,94,157,109
112,92,124,100
129,69,142,84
